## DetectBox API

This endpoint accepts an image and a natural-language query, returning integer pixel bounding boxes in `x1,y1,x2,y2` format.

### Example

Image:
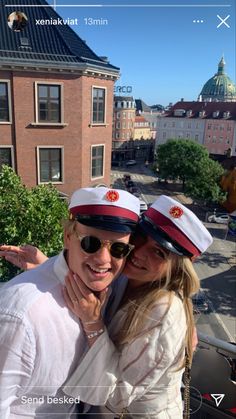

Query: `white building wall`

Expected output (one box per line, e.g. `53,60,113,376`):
156,116,205,147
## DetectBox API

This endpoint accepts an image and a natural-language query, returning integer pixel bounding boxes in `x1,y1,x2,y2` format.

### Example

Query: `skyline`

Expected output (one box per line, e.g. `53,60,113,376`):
5,0,236,105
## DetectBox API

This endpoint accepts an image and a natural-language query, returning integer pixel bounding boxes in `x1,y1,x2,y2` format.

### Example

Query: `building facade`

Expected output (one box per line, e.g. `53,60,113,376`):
156,102,236,156
112,96,155,163
0,0,119,195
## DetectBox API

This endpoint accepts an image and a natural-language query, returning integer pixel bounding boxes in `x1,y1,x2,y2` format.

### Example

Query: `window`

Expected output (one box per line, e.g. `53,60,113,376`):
116,122,120,129
92,88,106,124
37,84,61,123
0,81,11,122
91,145,104,178
38,147,63,183
207,123,212,129
195,134,199,141
116,132,120,139
123,112,126,119
0,146,14,170
116,112,120,119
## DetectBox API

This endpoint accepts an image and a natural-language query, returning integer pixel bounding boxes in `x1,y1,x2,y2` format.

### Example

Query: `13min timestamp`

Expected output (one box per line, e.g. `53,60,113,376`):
84,17,108,26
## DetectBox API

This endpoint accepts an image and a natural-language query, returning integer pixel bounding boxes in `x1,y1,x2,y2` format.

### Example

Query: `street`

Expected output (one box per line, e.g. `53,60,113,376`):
111,164,236,342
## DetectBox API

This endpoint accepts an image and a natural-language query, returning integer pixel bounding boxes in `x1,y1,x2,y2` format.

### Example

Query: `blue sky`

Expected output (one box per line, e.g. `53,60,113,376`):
33,1,236,105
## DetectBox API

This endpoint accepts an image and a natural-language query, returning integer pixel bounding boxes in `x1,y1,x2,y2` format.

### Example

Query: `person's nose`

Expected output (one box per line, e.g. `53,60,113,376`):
93,243,112,264
132,243,148,260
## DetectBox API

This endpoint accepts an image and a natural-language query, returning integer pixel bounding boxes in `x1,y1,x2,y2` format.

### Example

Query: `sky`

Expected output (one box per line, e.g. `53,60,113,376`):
11,0,236,106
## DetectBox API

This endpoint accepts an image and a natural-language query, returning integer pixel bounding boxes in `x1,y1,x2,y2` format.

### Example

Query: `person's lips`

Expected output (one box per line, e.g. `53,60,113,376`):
129,257,146,270
86,263,111,278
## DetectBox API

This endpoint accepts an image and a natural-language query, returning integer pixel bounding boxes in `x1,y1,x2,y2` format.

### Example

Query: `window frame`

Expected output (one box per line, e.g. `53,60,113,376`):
91,144,105,180
0,145,14,169
91,86,107,126
37,145,64,184
34,82,65,126
0,80,12,124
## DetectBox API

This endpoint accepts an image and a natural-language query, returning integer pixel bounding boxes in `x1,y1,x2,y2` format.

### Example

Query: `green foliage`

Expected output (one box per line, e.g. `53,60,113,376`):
185,158,225,203
0,166,68,281
156,139,225,203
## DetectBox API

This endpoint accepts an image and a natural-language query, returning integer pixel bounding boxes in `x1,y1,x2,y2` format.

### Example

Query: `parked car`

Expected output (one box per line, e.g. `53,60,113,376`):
208,213,229,224
192,291,210,314
126,160,137,167
139,200,148,212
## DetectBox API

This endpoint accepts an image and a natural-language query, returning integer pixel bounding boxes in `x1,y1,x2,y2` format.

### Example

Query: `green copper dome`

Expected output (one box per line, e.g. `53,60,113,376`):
199,57,236,102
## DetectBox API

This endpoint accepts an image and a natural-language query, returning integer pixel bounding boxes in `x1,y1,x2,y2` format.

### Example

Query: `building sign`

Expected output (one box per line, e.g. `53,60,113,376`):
114,86,133,94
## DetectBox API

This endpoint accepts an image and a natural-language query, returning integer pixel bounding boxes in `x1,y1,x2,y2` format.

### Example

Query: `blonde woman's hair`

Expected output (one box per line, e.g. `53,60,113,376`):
114,255,199,365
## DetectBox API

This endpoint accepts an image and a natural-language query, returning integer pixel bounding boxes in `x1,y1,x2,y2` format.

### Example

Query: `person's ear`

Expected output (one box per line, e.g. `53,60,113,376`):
64,230,72,249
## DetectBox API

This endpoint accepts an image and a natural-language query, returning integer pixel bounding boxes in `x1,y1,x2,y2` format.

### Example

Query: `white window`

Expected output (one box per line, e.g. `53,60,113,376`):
91,145,104,179
0,146,14,170
0,81,12,123
37,146,64,183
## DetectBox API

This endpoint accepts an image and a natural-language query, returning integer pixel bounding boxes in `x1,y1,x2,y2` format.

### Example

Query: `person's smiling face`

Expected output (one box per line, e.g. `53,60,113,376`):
64,222,130,292
124,231,171,288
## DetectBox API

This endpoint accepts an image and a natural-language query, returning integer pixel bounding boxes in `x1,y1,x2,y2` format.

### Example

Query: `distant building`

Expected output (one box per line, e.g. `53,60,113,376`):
156,101,236,156
113,96,136,143
198,57,236,102
0,0,119,195
134,116,151,140
112,97,154,162
135,99,160,140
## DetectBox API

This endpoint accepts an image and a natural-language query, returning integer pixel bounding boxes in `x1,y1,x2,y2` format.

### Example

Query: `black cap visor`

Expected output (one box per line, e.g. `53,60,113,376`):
139,216,193,257
75,214,137,234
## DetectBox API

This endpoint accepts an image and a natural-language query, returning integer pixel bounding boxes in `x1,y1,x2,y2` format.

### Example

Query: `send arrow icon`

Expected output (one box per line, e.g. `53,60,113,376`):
211,394,225,407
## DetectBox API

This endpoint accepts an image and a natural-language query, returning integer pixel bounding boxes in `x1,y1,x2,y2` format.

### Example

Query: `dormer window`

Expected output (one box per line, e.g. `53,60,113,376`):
186,110,192,117
174,109,186,117
223,111,230,119
199,111,205,118
213,111,220,118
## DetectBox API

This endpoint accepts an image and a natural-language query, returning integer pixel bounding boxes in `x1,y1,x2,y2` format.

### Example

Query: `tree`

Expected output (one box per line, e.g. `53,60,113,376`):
155,139,225,203
0,166,68,281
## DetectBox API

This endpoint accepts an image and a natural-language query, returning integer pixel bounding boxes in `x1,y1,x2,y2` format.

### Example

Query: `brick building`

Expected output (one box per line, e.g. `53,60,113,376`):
0,0,119,195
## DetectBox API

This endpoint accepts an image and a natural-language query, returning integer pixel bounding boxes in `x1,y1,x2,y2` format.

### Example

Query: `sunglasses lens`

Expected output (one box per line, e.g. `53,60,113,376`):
110,242,131,259
80,236,101,253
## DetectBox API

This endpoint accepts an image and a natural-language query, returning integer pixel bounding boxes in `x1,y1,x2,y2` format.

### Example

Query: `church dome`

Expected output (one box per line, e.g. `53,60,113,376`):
199,57,236,102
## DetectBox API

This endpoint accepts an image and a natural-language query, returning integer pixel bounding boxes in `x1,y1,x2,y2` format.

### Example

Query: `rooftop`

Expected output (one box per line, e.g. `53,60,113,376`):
0,0,119,75
166,101,236,120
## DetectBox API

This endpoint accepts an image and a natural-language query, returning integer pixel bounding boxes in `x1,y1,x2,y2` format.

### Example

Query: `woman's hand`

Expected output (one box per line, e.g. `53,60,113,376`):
0,244,48,270
63,271,108,323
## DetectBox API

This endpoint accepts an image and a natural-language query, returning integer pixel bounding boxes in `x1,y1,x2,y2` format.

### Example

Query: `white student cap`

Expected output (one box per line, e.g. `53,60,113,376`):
139,195,213,257
69,187,140,233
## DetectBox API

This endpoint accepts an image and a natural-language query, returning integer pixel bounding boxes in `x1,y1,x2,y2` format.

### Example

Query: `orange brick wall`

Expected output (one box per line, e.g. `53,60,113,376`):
0,70,114,196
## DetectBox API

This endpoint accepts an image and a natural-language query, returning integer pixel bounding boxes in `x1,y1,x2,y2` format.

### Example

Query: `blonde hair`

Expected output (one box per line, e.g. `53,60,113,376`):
62,219,77,235
114,255,199,365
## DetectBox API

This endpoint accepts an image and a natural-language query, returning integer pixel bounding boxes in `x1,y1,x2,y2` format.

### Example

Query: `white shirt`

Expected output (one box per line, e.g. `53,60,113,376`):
64,283,187,419
0,251,86,419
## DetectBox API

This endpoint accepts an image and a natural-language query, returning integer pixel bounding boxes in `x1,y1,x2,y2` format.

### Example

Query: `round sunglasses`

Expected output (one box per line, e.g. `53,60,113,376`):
74,232,135,259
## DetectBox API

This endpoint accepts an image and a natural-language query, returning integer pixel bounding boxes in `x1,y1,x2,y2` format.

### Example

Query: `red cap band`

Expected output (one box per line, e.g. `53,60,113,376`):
145,207,201,257
70,205,139,222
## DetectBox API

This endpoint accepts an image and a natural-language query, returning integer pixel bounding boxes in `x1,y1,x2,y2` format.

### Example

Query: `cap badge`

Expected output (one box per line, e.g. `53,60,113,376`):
169,206,184,219
105,190,120,202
